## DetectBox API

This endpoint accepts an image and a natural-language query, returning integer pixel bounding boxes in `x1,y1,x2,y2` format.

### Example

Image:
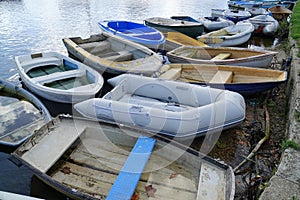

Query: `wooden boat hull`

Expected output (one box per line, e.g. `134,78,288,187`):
166,46,277,68
144,17,204,38
14,52,104,103
0,79,51,146
157,63,287,94
12,115,236,200
62,32,163,75
74,74,246,139
98,20,165,49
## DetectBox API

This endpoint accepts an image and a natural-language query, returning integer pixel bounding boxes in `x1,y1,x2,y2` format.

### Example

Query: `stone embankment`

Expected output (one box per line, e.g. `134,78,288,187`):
259,38,300,199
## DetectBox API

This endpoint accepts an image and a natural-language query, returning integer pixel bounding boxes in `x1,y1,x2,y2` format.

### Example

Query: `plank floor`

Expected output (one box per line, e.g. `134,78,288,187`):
49,137,199,199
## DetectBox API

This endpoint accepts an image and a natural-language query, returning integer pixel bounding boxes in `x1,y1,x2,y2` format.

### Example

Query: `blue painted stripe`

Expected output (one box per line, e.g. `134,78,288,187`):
106,136,156,200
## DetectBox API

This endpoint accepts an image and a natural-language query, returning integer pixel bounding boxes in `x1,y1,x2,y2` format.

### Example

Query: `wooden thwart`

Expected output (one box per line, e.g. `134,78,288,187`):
106,136,156,200
209,70,233,84
159,67,181,80
211,53,231,60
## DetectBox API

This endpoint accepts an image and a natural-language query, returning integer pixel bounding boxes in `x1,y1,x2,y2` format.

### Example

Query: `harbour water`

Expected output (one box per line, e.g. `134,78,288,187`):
0,0,277,199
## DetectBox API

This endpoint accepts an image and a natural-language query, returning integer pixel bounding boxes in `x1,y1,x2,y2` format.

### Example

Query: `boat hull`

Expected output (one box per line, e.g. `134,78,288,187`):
166,46,277,68
0,79,51,146
14,52,104,103
197,22,254,47
62,33,163,75
98,20,165,49
144,17,204,38
157,63,287,95
74,74,246,139
12,115,236,200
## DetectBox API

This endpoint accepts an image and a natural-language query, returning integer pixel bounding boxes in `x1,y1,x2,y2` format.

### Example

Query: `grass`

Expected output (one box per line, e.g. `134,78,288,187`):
280,139,299,150
290,2,300,56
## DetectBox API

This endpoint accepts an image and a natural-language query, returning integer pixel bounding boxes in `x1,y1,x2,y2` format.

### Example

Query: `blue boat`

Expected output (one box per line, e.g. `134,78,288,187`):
98,20,165,49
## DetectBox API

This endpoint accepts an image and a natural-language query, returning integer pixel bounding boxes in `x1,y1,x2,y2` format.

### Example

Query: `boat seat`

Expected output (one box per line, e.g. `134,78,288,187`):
211,53,231,60
21,57,62,72
104,50,133,62
209,70,233,84
159,66,181,80
79,41,110,51
106,136,156,200
31,69,84,85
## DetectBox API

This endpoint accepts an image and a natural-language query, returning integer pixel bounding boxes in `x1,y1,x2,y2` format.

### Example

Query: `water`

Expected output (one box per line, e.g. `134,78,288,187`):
0,0,230,198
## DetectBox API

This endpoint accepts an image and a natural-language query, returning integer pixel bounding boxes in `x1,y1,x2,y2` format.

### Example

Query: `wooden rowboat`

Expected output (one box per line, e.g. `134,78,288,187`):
156,63,287,94
14,52,104,103
12,115,236,200
62,32,163,75
166,46,278,68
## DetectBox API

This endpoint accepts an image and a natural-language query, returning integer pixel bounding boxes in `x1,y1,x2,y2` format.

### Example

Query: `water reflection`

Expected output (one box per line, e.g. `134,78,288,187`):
0,0,228,81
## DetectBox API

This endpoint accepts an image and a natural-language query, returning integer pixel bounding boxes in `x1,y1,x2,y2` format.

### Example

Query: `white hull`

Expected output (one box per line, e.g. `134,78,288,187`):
15,52,104,103
198,17,234,31
197,22,254,47
74,74,246,139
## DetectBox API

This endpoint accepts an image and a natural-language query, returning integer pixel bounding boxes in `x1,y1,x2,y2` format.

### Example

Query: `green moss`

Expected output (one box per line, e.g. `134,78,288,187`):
280,139,299,150
291,3,300,50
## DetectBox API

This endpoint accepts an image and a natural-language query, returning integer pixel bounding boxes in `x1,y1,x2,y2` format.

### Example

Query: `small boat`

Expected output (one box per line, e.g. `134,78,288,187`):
246,14,279,36
170,15,200,22
162,32,207,52
14,52,104,103
98,20,165,49
228,0,264,10
12,115,236,200
0,79,51,146
244,7,270,16
166,46,277,68
0,191,44,200
197,17,235,32
74,74,245,139
211,9,252,23
156,63,287,94
144,17,204,38
197,22,254,47
62,32,163,75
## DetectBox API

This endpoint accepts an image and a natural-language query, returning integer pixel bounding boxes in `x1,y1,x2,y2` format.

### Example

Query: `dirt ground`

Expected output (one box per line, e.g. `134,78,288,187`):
191,43,290,199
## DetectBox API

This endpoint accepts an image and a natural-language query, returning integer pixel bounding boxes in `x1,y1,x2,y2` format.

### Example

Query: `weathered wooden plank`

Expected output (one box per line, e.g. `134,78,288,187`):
21,120,81,173
209,70,233,84
52,161,197,200
211,53,231,60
